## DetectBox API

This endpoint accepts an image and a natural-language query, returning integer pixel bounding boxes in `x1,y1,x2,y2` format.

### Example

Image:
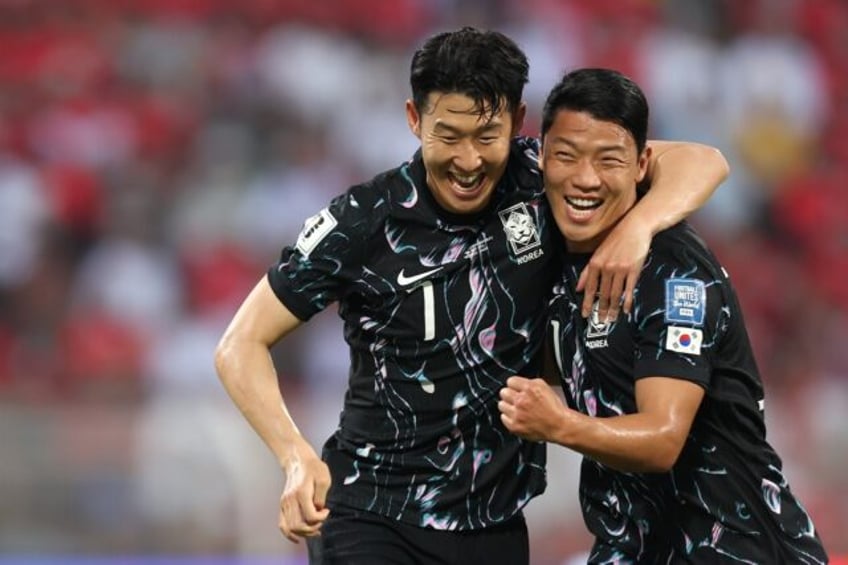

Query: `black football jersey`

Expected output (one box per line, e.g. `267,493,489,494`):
550,222,828,563
268,137,558,530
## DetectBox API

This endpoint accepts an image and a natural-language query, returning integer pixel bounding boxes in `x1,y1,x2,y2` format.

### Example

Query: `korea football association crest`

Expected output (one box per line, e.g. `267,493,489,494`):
499,203,542,263
585,298,614,349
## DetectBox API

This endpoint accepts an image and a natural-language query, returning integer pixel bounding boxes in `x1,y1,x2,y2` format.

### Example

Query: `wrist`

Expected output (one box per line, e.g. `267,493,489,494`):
277,435,309,469
553,408,581,449
617,207,658,239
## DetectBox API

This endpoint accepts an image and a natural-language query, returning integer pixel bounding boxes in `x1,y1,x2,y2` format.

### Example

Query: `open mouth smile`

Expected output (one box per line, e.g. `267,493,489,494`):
449,172,485,193
565,196,602,211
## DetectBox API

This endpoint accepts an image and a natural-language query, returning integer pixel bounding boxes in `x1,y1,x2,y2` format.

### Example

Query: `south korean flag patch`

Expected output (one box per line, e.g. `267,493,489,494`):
666,326,703,355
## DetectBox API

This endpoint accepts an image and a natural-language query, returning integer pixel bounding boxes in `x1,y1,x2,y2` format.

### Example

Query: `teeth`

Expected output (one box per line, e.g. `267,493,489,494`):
451,173,481,188
566,196,601,210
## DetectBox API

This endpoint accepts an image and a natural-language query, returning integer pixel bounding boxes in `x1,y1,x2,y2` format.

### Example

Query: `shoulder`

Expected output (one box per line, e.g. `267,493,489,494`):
511,135,542,172
503,136,543,197
348,163,405,212
332,159,415,226
634,222,727,315
512,135,541,157
645,222,717,271
295,162,411,257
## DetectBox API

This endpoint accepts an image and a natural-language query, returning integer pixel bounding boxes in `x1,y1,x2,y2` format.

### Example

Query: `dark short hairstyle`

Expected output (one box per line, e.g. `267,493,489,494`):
409,26,529,120
541,68,649,154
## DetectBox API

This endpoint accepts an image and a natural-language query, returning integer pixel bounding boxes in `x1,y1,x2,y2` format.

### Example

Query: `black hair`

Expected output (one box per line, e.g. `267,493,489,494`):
541,68,649,154
409,26,529,120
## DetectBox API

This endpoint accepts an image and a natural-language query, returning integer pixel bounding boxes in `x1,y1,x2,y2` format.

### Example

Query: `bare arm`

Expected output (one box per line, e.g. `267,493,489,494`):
578,141,729,319
214,275,330,542
499,375,704,472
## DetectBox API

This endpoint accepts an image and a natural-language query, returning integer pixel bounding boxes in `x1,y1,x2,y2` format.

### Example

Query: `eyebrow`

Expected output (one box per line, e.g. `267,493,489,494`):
433,121,504,135
548,137,628,154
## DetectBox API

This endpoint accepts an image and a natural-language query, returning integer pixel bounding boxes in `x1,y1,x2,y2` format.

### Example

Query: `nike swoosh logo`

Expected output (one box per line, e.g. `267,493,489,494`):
397,267,443,286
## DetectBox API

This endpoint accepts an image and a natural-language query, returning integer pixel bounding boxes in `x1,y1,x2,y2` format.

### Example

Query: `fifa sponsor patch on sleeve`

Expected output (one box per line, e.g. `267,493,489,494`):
665,326,703,355
296,208,337,257
665,278,706,326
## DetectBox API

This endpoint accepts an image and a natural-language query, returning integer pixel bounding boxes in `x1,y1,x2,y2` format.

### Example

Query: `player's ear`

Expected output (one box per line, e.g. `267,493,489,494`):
406,100,421,139
538,137,545,173
636,145,651,183
511,101,527,136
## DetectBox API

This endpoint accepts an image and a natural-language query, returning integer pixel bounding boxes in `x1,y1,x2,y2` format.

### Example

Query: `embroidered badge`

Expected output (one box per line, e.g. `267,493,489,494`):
587,299,614,339
665,326,703,355
665,278,706,326
585,298,614,349
296,208,337,257
499,203,541,255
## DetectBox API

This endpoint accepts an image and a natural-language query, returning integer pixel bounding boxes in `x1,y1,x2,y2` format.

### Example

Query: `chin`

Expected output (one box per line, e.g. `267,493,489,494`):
451,199,488,215
450,189,494,214
562,231,594,252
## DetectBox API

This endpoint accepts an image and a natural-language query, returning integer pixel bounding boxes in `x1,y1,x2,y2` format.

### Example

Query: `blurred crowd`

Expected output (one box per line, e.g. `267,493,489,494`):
0,0,846,562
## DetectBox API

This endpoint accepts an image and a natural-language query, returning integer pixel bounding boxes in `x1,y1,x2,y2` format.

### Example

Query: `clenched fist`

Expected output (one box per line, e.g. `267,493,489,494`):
498,376,568,443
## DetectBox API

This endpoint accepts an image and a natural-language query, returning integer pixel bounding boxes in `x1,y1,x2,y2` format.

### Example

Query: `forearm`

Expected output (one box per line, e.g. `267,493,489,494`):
553,411,683,473
215,337,306,467
633,142,729,236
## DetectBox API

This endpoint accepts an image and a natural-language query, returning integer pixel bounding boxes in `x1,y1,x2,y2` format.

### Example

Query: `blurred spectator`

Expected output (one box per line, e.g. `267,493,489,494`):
0,155,49,287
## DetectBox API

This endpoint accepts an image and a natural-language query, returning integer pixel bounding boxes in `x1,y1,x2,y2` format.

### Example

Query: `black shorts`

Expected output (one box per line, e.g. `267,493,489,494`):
307,505,529,565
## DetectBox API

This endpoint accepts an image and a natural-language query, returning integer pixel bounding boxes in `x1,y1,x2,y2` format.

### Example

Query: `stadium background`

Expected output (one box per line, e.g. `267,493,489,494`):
0,0,846,563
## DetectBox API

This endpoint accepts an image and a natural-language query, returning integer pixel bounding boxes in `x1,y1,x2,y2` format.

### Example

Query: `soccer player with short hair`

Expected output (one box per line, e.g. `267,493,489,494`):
499,67,828,564
216,28,729,564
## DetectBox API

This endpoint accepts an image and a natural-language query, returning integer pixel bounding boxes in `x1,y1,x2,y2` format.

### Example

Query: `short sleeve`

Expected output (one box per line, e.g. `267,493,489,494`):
267,187,375,321
631,252,728,388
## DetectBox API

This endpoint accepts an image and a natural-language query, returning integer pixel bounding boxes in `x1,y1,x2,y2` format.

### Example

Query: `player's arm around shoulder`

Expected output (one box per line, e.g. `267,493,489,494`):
635,140,729,235
578,141,729,321
214,276,331,543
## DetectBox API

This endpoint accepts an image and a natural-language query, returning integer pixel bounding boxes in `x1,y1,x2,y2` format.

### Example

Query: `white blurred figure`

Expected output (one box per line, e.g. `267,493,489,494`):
232,125,350,261
27,102,137,170
719,0,828,152
499,0,585,132
69,225,183,341
0,155,50,287
168,118,258,255
134,307,295,554
717,0,828,205
637,1,758,241
328,44,419,174
255,24,367,128
255,23,416,174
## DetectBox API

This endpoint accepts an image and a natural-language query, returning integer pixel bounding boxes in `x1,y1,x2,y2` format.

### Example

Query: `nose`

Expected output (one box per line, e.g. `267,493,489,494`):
572,157,602,189
453,139,482,171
